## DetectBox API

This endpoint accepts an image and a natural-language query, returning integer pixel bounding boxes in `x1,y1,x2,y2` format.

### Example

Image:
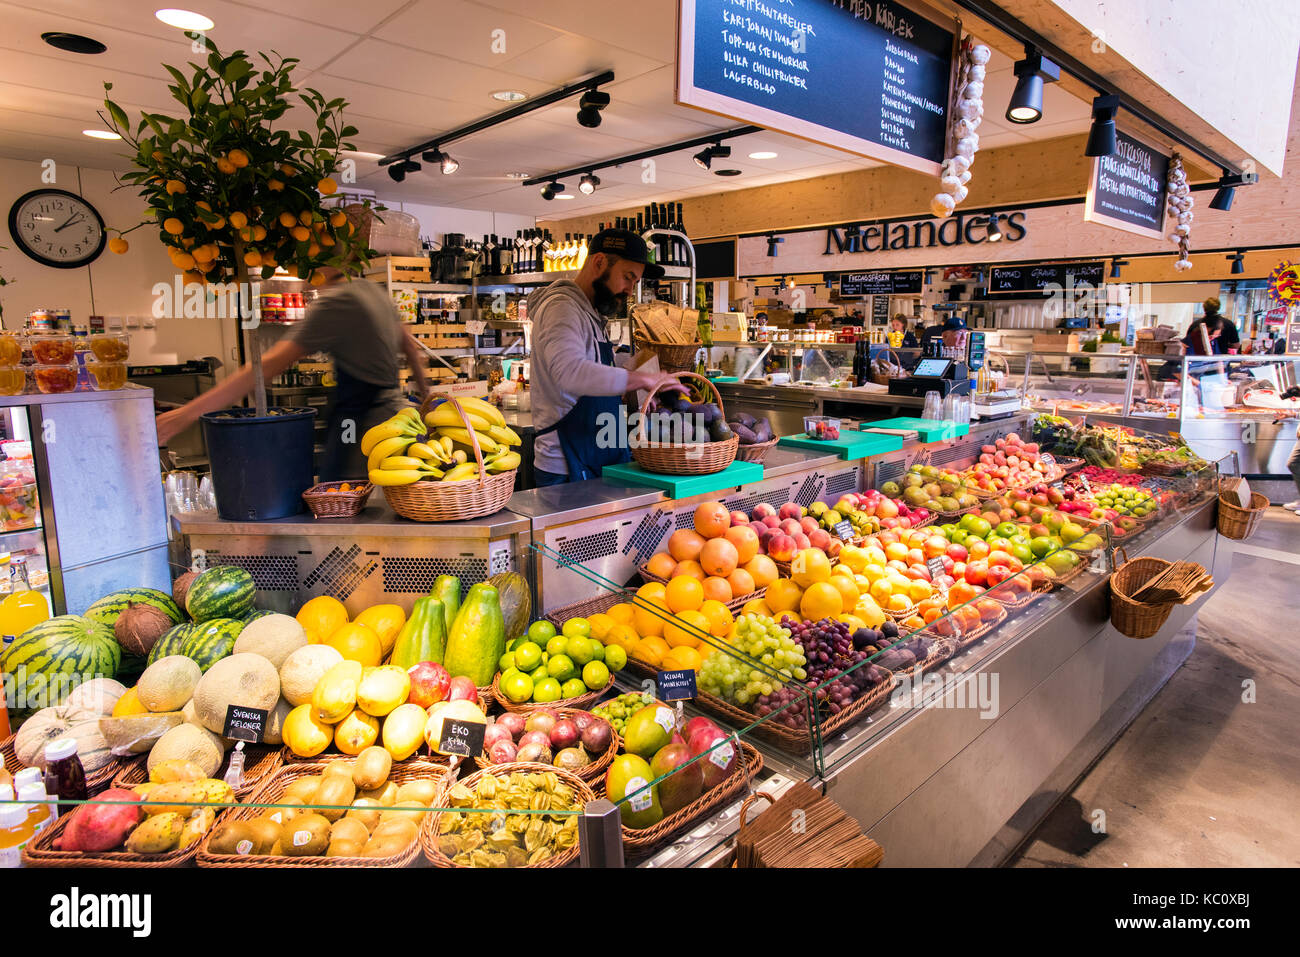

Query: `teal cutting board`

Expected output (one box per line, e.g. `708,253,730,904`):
860,417,970,442
778,430,903,460
600,459,764,497
709,375,739,383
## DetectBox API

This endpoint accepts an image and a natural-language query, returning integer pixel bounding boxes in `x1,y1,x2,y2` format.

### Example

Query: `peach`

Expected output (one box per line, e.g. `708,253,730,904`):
767,534,797,563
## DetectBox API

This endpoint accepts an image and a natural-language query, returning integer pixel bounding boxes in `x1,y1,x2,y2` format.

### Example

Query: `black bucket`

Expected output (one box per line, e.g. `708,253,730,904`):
201,407,317,520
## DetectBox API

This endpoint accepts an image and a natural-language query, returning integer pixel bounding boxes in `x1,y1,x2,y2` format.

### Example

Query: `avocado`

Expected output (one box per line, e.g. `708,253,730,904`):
709,419,735,443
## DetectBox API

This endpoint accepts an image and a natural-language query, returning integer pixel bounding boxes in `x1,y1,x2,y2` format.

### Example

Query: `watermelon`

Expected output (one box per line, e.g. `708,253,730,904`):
0,616,122,703
147,623,196,667
488,571,532,641
84,588,184,630
186,566,256,622
178,618,244,672
243,609,275,624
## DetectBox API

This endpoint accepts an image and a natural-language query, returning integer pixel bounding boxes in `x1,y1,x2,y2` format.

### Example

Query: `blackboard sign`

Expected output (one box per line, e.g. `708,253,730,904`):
223,705,268,743
695,238,737,280
841,271,894,296
872,295,891,325
892,271,924,294
678,0,955,176
1070,262,1106,287
989,262,1106,294
1084,129,1169,241
437,718,487,758
989,266,1025,293
834,520,855,540
657,669,698,701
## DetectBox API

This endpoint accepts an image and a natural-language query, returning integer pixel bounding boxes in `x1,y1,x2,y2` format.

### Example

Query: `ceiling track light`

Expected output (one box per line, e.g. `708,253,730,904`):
1006,47,1060,124
766,233,783,257
522,125,760,189
986,214,1003,242
421,148,458,174
579,172,600,194
693,141,731,170
387,159,420,182
577,89,610,128
1085,94,1121,157
1228,251,1245,275
1110,258,1128,279
540,181,565,200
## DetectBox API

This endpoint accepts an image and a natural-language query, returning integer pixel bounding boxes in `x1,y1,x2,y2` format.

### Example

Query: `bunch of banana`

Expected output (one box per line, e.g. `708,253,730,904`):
422,397,522,479
363,399,522,487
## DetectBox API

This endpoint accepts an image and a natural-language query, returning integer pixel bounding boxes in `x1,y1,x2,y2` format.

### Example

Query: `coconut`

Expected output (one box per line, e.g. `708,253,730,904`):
172,570,199,612
115,602,174,657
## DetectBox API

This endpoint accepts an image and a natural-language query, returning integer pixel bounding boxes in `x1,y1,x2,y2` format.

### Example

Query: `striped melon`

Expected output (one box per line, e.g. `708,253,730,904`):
147,623,196,667
84,588,184,630
178,618,244,672
185,566,256,623
244,609,275,624
0,616,121,709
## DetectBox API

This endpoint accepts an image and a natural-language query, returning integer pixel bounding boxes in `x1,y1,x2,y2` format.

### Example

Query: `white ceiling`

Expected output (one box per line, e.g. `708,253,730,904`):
0,0,1094,219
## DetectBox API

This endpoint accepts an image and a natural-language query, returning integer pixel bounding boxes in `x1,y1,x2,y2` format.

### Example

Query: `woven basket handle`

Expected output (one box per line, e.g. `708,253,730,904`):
736,790,775,844
1115,546,1129,567
419,393,488,490
884,348,902,372
636,371,726,441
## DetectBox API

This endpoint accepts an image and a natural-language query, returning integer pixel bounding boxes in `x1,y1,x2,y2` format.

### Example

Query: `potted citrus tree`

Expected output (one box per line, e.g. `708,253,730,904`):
102,41,374,519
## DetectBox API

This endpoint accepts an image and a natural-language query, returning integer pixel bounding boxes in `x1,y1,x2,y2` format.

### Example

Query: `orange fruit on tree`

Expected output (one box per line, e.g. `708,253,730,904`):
790,547,831,588
667,529,706,563
279,211,297,228
310,271,327,287
173,251,196,270
297,595,348,642
699,538,739,577
252,225,268,241
700,576,733,603
326,622,383,667
228,148,250,168
699,599,734,637
671,560,705,581
320,232,336,248
665,575,704,613
664,609,709,648
299,210,314,226
317,177,338,195
268,178,285,191
330,210,348,228
645,552,676,579
765,578,804,614
743,554,779,588
607,603,636,626
216,157,236,174
108,237,128,254
307,242,321,256
633,595,670,638
662,646,703,673
291,225,311,242
229,211,248,229
353,604,406,658
827,574,859,609
726,568,755,598
243,250,262,267
165,179,186,195
163,217,184,235
800,581,843,620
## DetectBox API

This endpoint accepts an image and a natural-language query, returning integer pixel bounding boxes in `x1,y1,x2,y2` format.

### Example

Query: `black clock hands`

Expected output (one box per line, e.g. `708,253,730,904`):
53,212,87,233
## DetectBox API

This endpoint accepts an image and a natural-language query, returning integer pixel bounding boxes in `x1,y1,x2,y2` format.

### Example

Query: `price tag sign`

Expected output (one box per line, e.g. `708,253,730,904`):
834,520,855,541
223,705,268,744
1080,475,1093,495
465,320,487,336
657,669,698,702
926,557,946,580
437,719,487,758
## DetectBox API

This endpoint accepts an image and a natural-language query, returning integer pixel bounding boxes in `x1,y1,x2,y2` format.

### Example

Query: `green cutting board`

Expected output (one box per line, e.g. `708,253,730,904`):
600,459,765,497
860,417,970,442
709,375,739,383
778,430,904,460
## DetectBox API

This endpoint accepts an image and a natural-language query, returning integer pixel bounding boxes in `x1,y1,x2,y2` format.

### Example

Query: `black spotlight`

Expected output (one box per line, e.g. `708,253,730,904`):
1086,94,1121,157
1110,258,1128,279
986,214,1003,242
577,89,610,128
579,173,600,194
388,159,420,182
1209,185,1234,211
766,233,783,257
693,142,730,170
1228,251,1245,274
41,31,106,54
540,181,565,200
421,149,459,174
1006,48,1060,124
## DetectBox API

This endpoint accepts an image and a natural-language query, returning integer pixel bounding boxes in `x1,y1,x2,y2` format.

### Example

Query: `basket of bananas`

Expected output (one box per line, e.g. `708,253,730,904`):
362,395,521,522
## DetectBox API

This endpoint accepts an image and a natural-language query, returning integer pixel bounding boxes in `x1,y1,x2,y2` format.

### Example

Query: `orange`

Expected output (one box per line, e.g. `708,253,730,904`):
633,596,670,638
645,553,677,579
662,646,703,673
700,538,739,578
887,593,913,613
799,581,843,620
279,211,298,228
291,225,311,242
228,148,250,168
667,529,707,563
671,560,706,581
636,582,667,602
631,636,670,669
163,217,184,235
664,609,710,649
699,599,734,637
317,176,338,195
586,613,615,640
741,598,774,618
605,624,639,649
724,525,760,564
790,547,831,588
297,595,348,642
701,576,733,603
765,579,803,614
326,622,383,667
352,604,406,658
743,555,779,588
607,603,636,627
665,575,705,613
108,237,129,255
726,568,755,599
827,574,859,609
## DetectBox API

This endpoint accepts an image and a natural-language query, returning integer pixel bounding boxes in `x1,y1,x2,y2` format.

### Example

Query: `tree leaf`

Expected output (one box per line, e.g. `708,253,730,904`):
105,99,129,132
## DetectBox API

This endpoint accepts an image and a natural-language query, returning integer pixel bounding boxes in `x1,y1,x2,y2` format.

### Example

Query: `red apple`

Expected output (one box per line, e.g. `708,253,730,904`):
406,662,451,708
875,498,899,519
946,543,969,562
986,564,1012,586
964,560,989,586
800,516,820,535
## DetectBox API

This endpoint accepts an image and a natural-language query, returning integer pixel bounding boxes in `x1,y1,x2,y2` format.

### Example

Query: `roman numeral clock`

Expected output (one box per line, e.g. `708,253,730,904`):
7,188,107,269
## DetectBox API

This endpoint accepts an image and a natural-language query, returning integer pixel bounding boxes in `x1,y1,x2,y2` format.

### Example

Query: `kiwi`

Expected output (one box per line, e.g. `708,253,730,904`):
283,776,322,804
360,820,417,858
327,839,366,858
322,762,353,778
330,817,370,845
358,781,399,807
346,798,383,831
352,746,392,791
245,817,283,855
379,801,427,825
281,812,331,857
395,780,438,806
312,774,356,822
207,820,259,856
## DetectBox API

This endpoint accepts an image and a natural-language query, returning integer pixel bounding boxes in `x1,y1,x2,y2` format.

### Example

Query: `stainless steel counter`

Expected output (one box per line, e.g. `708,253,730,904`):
174,499,530,540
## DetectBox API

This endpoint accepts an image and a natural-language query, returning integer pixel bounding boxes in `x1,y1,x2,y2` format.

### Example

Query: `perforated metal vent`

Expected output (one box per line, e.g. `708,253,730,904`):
303,544,378,602
931,444,973,467
825,470,858,497
876,460,906,485
675,510,697,530
557,529,618,564
381,557,483,596
794,473,821,507
723,491,761,514
623,512,671,564
205,554,298,591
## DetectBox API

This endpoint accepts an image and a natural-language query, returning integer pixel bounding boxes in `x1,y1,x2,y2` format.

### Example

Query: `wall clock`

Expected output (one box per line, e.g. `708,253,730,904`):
7,188,107,269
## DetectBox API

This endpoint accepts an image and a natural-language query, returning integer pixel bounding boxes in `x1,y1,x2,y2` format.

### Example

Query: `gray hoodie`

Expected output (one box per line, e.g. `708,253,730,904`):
528,280,629,475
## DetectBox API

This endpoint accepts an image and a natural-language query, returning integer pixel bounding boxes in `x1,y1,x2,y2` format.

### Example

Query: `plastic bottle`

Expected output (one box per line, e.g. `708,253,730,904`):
17,783,52,837
43,738,87,813
0,803,32,868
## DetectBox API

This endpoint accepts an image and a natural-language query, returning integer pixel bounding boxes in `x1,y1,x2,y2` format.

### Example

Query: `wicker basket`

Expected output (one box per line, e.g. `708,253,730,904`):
633,335,701,373
1,735,18,776
870,348,906,387
196,759,446,868
473,707,619,784
1216,482,1269,541
303,481,374,518
112,745,281,799
1135,338,1184,356
382,394,517,522
924,603,1008,652
633,372,738,475
735,437,779,464
489,671,613,713
542,590,629,629
1109,551,1175,640
420,762,594,868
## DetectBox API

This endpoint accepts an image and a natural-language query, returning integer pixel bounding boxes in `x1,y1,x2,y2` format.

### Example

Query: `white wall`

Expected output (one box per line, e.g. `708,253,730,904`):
375,199,534,247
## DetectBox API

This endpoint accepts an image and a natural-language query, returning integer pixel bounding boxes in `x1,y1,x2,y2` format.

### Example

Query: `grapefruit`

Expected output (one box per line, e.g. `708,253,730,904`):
667,529,706,563
723,526,760,564
699,538,739,578
693,501,730,538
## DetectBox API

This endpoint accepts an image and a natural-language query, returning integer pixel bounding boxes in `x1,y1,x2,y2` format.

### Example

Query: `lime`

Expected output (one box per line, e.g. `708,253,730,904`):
529,664,549,683
528,620,557,643
582,660,610,690
501,671,534,704
512,640,543,672
589,640,605,661
547,654,576,682
566,636,594,666
561,678,588,699
497,651,516,672
545,635,569,658
533,677,562,703
507,636,524,651
561,617,591,639
603,645,627,672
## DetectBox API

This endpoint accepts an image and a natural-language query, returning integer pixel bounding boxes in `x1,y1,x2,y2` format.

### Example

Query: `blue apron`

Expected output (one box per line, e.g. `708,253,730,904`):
320,366,402,481
536,320,630,483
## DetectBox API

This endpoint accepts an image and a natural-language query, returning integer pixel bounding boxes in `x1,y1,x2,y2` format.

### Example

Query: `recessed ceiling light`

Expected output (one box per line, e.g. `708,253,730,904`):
155,9,215,31
714,169,742,176
555,194,575,200
492,90,527,102
83,129,122,140
748,151,778,159
505,171,531,179
41,32,106,54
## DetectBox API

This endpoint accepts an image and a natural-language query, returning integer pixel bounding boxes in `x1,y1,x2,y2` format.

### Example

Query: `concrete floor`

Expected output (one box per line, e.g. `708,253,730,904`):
1011,507,1300,868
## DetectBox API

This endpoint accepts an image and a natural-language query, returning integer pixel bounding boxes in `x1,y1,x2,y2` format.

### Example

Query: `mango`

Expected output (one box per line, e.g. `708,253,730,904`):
381,703,427,761
621,704,676,760
605,753,663,829
312,660,363,723
283,704,333,758
334,709,380,755
355,665,410,717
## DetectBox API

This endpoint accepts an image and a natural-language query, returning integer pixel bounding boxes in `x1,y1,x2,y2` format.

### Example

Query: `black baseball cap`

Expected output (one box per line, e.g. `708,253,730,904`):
587,228,664,280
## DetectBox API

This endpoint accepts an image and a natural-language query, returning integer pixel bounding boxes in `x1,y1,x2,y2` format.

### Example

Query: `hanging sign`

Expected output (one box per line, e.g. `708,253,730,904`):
1083,129,1170,241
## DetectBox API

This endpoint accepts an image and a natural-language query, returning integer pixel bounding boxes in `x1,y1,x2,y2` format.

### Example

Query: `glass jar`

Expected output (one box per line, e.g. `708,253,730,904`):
0,461,40,530
0,365,24,396
87,332,129,362
34,364,78,394
88,361,127,390
28,333,75,365
0,334,24,366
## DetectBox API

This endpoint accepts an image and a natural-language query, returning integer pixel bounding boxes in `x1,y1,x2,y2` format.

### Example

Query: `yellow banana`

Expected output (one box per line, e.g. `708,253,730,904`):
398,407,422,422
486,451,521,472
408,442,449,463
360,419,415,456
440,436,454,456
487,424,522,447
436,427,500,454
367,435,415,472
455,396,506,428
442,462,480,482
368,468,424,486
380,455,438,470
424,404,491,432
452,450,468,465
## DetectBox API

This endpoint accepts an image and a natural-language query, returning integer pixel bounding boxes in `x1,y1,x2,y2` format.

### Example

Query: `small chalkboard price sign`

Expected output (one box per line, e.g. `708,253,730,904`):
657,669,698,702
224,705,268,744
438,718,487,758
926,556,948,593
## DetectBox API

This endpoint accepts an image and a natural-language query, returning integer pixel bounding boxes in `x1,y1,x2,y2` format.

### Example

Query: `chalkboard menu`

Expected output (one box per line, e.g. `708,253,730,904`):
872,295,891,324
989,262,1106,294
1084,130,1170,241
677,0,955,176
841,270,924,296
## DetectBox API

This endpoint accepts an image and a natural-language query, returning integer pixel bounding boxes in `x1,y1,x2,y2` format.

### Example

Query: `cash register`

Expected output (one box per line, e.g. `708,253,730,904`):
887,355,971,398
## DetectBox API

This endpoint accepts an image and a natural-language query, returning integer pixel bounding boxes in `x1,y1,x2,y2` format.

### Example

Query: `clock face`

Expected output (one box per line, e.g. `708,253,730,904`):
8,189,107,269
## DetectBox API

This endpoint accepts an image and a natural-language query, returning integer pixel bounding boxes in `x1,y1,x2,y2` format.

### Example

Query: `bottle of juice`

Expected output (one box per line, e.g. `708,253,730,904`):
0,556,50,644
0,802,33,868
18,783,52,837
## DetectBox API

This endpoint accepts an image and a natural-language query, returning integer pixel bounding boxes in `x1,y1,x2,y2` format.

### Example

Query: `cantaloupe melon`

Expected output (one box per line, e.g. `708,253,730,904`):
137,656,203,713
147,722,225,777
191,653,280,735
260,697,293,746
61,677,127,716
279,644,343,707
232,614,309,669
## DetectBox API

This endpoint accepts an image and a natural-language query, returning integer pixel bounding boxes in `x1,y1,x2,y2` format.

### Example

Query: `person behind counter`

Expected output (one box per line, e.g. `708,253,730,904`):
1183,298,1240,355
530,228,686,486
887,314,919,348
154,267,430,480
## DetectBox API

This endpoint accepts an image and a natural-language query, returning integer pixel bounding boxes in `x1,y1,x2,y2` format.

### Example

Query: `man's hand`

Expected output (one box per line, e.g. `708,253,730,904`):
155,408,194,446
627,369,690,396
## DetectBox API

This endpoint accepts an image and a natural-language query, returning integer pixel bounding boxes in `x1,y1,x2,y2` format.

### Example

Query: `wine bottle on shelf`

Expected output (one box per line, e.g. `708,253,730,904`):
576,233,588,270
675,202,687,268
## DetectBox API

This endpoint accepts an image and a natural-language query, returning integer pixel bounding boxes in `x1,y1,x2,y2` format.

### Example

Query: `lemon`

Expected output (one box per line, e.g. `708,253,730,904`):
561,678,587,700
501,671,533,704
512,641,542,672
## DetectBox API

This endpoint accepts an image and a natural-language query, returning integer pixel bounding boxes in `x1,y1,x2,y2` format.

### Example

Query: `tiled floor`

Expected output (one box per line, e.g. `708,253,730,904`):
1011,508,1300,868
